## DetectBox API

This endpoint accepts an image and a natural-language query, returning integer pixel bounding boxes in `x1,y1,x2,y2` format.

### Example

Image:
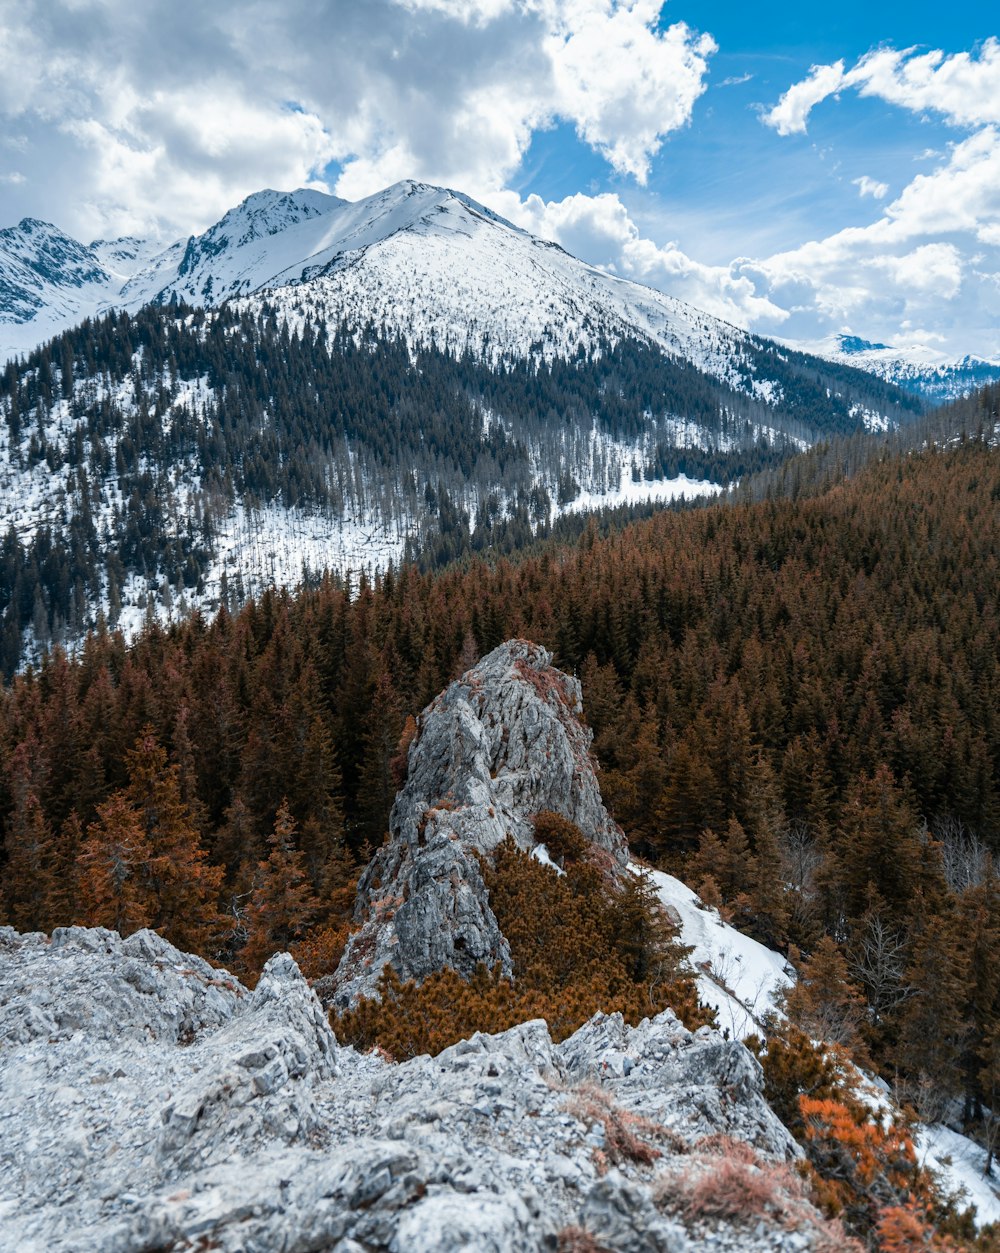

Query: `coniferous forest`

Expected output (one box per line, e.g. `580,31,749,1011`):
2,381,1000,1246
0,301,921,673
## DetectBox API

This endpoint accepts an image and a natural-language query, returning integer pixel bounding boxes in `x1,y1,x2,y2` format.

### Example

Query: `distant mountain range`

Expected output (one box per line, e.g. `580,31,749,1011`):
3,181,998,401
0,179,964,670
793,333,1000,403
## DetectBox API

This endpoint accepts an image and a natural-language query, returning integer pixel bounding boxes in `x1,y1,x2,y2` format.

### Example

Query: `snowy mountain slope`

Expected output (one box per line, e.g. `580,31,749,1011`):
0,302,742,668
117,187,348,309
0,180,923,668
1,181,920,431
0,219,169,363
234,180,853,408
637,866,792,1041
792,333,1000,403
0,189,349,363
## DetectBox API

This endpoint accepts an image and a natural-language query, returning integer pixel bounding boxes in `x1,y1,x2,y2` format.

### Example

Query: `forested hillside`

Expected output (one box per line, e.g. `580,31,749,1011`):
3,414,1000,1242
1,420,998,1083
0,300,920,672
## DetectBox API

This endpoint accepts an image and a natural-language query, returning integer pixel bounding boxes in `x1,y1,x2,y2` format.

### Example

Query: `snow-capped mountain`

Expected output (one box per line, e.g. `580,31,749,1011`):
0,219,163,363
0,181,926,412
0,180,929,669
794,333,1000,403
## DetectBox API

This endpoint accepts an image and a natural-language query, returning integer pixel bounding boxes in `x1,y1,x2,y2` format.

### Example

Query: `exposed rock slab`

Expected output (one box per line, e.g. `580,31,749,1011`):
0,925,837,1253
330,639,628,1006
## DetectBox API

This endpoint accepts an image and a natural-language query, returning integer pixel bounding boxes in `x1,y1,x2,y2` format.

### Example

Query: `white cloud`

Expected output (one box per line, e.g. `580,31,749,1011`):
754,39,1000,356
764,38,1000,136
543,1,716,182
494,122,1000,357
489,187,788,326
0,0,714,237
719,133,1000,352
853,175,888,200
764,60,847,136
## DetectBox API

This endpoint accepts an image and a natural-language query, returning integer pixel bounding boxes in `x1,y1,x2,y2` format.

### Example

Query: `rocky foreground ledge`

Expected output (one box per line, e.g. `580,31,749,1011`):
0,924,843,1253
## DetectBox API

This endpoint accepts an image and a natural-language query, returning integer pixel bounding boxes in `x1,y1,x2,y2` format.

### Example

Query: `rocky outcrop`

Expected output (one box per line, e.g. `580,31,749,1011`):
0,924,840,1252
329,639,629,1007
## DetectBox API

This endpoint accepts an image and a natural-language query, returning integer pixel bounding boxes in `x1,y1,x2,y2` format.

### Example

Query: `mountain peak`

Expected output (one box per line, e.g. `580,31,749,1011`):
837,333,892,354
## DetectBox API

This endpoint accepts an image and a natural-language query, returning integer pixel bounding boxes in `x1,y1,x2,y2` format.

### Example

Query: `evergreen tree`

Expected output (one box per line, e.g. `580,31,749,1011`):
242,801,319,977
77,793,154,936
124,728,225,953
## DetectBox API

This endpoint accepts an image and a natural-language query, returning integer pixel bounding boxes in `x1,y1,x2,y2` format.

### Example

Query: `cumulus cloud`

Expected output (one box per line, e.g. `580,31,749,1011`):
490,115,1000,356
0,0,714,238
755,38,1000,357
764,60,848,137
543,1,716,182
718,131,1000,352
764,37,1000,135
489,187,788,327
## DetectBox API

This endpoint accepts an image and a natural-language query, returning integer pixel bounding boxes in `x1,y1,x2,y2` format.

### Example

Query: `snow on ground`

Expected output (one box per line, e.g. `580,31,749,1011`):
531,843,565,876
918,1123,1000,1227
561,467,719,516
634,864,793,1040
635,861,1000,1230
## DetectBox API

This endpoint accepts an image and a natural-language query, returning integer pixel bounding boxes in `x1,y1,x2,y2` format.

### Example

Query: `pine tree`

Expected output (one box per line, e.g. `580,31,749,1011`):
2,784,55,930
896,909,971,1122
783,936,867,1054
242,801,319,977
77,792,154,936
124,727,225,954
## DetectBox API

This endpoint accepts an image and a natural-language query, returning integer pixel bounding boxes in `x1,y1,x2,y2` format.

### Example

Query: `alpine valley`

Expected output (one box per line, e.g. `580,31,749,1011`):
0,181,937,669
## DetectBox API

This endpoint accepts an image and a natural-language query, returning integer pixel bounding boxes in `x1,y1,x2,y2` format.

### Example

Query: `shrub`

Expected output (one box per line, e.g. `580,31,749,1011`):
332,830,712,1058
564,1080,672,1166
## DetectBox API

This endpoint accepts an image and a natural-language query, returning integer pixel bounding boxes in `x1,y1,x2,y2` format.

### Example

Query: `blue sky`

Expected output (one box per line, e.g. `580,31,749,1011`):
1,0,998,358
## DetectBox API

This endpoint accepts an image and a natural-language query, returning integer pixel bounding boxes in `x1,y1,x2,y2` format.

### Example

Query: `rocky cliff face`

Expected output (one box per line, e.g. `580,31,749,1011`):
0,924,840,1252
329,639,629,1007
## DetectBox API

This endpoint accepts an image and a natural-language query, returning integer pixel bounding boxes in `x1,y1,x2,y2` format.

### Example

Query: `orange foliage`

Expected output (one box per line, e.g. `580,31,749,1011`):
332,829,710,1059
798,1094,929,1241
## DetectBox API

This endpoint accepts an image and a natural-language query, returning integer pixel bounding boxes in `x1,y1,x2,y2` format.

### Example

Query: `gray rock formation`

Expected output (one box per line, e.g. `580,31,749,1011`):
0,924,840,1252
330,639,629,1007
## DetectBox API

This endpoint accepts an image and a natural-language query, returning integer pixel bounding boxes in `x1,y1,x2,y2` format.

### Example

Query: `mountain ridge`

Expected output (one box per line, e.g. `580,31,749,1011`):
791,331,1000,402
1,178,979,403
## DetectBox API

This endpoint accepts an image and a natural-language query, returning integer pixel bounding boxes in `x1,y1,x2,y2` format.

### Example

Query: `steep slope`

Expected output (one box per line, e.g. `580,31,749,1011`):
118,186,347,308
0,181,925,668
331,639,629,1007
0,289,917,671
0,219,160,363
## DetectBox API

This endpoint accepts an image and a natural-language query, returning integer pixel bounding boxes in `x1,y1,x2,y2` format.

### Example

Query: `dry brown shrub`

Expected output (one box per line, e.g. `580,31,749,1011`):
564,1080,665,1166
556,1227,611,1253
655,1145,862,1251
693,1133,761,1165
679,1156,786,1223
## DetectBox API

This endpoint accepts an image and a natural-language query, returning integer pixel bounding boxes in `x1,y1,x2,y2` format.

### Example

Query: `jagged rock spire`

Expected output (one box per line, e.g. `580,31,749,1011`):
329,639,628,1007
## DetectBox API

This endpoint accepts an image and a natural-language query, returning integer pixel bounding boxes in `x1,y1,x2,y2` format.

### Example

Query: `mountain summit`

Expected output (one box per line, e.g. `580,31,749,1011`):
0,182,923,667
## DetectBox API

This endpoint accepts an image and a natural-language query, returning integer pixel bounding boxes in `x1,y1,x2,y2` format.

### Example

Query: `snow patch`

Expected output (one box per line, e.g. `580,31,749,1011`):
635,865,793,1040
917,1123,1000,1228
